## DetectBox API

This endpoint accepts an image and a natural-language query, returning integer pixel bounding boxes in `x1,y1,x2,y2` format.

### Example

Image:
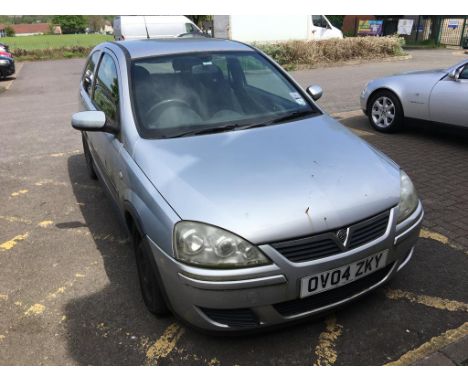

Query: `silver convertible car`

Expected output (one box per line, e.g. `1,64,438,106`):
361,59,468,133
71,38,423,332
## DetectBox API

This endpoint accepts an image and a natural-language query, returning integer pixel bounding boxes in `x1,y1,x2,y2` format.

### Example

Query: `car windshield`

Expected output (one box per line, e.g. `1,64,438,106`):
131,51,319,138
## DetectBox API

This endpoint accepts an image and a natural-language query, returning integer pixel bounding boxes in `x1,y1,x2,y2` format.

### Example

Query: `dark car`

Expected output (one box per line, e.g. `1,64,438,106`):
0,56,15,79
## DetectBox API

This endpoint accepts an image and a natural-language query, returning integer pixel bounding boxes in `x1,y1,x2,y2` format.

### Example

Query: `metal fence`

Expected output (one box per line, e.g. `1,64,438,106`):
405,16,467,46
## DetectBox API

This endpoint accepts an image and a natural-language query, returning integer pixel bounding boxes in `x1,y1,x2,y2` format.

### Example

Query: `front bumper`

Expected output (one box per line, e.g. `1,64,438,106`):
148,202,423,332
360,88,369,115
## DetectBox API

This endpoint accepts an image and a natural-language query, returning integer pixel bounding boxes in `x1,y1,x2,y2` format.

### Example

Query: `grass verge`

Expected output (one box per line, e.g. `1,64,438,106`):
1,34,113,61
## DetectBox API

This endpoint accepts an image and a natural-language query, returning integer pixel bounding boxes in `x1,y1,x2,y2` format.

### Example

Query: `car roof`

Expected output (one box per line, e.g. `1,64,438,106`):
111,38,254,59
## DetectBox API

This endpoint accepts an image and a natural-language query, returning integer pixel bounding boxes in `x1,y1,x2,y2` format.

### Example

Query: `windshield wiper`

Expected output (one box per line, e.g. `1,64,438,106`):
235,110,315,131
168,124,244,138
167,110,315,138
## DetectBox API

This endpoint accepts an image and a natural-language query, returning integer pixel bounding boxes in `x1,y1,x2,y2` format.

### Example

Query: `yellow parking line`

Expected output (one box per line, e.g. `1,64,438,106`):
419,228,466,254
37,220,54,228
0,233,29,251
0,215,32,224
386,289,468,312
385,322,468,365
24,303,46,316
313,315,343,366
419,229,449,244
10,189,28,197
145,323,185,365
349,128,375,137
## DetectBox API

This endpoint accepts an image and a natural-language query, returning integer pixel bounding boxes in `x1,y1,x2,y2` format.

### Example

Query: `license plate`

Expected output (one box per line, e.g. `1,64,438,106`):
300,250,389,298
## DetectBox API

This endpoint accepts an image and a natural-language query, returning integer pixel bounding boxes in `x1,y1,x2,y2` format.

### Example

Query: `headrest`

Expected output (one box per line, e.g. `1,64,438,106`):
133,66,151,82
172,57,202,72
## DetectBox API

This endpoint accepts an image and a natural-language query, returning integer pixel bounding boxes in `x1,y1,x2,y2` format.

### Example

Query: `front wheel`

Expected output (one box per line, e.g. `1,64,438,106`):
367,90,404,133
135,237,170,316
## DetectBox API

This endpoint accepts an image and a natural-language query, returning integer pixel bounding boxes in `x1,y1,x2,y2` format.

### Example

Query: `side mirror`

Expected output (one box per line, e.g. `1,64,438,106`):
448,67,462,81
306,85,323,101
71,111,107,132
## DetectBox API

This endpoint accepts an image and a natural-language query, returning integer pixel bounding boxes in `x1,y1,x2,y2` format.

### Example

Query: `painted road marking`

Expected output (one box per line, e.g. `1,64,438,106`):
0,233,29,251
386,289,468,312
10,189,28,197
24,303,46,316
313,315,343,366
419,228,466,254
146,323,185,365
420,229,449,244
385,322,468,365
330,109,375,137
331,109,364,120
349,128,375,137
0,215,32,224
37,220,54,228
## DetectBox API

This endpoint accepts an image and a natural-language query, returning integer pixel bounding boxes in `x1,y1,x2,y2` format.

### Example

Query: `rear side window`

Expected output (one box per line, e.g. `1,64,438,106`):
93,53,120,127
82,51,100,95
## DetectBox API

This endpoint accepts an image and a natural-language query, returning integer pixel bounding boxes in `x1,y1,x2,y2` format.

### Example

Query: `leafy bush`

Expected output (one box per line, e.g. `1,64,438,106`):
5,25,15,37
255,36,405,69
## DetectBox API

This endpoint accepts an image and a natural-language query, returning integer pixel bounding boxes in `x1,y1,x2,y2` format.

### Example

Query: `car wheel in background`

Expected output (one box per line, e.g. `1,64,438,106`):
82,134,98,180
135,236,170,316
367,90,403,133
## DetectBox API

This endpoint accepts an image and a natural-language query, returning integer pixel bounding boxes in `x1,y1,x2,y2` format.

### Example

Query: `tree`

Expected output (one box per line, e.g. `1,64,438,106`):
51,16,87,34
87,16,106,33
326,16,345,29
4,25,15,37
186,15,212,27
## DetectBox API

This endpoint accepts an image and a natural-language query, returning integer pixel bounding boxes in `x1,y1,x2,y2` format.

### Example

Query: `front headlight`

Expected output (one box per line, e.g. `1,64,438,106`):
397,170,419,223
174,221,271,269
0,59,10,65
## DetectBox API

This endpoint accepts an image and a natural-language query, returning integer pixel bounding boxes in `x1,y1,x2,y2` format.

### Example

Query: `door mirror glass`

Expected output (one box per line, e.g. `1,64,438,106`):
306,85,323,101
71,111,107,131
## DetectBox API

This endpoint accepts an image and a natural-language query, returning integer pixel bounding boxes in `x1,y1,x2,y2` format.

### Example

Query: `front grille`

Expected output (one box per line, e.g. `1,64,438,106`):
199,307,259,328
271,237,341,262
348,212,389,249
271,210,390,263
274,262,394,317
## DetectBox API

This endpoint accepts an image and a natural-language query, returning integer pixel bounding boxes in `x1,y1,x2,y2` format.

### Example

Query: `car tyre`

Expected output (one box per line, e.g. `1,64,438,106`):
134,234,170,316
367,90,403,133
82,134,98,180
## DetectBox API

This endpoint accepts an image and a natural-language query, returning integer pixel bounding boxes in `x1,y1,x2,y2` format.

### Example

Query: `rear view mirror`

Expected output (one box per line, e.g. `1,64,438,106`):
71,111,107,131
306,85,323,101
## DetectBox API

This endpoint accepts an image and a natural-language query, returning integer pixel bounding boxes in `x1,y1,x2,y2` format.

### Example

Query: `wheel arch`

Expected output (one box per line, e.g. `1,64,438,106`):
367,87,405,117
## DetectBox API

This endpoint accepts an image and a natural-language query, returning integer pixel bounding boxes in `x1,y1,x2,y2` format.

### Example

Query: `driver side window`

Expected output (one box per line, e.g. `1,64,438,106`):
92,53,120,128
312,15,330,29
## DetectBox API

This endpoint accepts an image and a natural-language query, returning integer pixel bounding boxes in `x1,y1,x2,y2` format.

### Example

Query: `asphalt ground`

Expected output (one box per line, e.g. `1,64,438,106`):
0,50,467,365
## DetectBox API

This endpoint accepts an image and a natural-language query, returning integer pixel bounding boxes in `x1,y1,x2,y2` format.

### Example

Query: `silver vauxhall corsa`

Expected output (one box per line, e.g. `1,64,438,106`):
71,38,423,332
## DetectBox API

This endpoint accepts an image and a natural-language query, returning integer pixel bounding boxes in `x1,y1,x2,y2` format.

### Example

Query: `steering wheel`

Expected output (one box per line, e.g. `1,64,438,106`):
145,99,193,121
